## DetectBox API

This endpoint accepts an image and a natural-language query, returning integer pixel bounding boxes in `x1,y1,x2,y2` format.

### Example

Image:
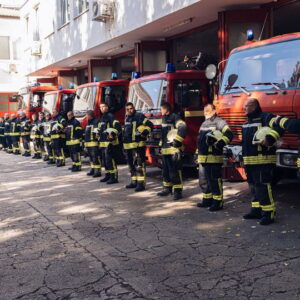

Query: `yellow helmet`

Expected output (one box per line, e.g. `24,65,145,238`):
252,126,273,145
167,129,178,143
137,125,146,133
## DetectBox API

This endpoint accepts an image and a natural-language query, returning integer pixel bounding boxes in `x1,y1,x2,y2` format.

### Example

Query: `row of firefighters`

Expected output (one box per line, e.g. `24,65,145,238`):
1,99,300,226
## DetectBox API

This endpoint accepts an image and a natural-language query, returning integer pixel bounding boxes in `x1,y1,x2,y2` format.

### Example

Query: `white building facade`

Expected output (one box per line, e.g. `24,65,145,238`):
20,0,300,87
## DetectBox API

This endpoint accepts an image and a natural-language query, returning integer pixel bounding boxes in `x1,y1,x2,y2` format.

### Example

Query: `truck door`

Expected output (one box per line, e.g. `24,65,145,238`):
172,79,205,154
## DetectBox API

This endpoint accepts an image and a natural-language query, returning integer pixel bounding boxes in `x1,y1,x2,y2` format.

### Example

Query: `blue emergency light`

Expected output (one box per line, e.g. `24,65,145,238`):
34,82,41,86
93,76,100,82
131,72,141,80
69,82,75,89
111,73,118,80
247,29,254,41
165,63,175,73
58,85,63,90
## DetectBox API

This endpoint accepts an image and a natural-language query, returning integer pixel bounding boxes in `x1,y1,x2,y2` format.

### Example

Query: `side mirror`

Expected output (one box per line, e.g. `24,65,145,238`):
76,94,80,99
44,101,47,105
228,74,238,88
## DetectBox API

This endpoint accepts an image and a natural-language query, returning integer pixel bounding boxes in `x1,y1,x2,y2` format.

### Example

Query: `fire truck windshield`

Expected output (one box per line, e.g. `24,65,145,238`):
31,92,44,107
73,86,97,117
43,93,57,114
17,93,29,110
220,38,300,94
129,79,167,110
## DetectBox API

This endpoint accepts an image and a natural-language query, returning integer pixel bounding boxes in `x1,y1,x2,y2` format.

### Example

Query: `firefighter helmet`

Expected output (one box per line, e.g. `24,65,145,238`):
167,129,178,143
104,128,117,136
206,129,223,142
252,126,273,145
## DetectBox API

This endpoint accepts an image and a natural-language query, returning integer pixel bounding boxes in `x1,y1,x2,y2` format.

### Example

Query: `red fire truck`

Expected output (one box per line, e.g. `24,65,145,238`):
0,93,18,117
18,84,57,120
128,65,213,167
73,76,129,128
43,87,75,118
217,32,300,181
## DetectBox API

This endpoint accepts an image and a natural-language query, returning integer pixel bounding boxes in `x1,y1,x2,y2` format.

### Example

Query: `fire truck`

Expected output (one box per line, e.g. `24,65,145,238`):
128,64,213,167
18,84,57,120
217,32,300,181
43,87,75,118
73,75,129,128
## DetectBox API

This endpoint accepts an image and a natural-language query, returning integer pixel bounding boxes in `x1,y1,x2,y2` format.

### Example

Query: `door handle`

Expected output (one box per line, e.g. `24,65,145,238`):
265,91,278,95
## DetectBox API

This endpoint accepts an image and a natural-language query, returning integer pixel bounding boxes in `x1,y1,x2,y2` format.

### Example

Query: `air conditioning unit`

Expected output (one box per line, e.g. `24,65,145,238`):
92,0,114,22
9,63,18,73
31,41,41,56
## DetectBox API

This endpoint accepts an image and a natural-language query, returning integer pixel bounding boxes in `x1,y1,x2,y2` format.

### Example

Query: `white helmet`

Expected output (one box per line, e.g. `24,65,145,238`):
167,129,178,144
252,126,273,145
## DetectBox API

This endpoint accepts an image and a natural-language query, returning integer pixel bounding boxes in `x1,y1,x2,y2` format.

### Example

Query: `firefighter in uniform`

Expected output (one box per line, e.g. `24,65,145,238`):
157,102,187,200
196,104,233,211
4,113,12,153
84,110,101,177
31,113,44,159
50,109,67,167
123,102,153,192
0,117,4,150
43,112,54,163
242,98,283,225
66,111,83,172
274,116,300,171
10,114,21,155
98,102,122,184
19,112,32,157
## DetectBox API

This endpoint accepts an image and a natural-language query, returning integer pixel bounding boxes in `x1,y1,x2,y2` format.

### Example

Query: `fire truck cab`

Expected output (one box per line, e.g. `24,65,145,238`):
128,65,212,167
217,32,300,180
43,87,75,118
73,76,129,128
18,84,57,120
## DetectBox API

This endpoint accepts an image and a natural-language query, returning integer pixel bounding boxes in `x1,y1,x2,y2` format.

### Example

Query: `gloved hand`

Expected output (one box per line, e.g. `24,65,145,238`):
214,139,226,151
172,140,182,148
140,129,149,140
173,152,181,162
262,135,276,147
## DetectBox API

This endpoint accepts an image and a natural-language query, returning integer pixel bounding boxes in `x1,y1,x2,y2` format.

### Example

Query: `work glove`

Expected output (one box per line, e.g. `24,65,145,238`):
172,139,182,148
214,139,226,151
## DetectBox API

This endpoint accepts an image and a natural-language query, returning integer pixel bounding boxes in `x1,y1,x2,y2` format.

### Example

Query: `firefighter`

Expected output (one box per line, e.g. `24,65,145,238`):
98,102,122,184
123,102,153,192
31,113,44,159
84,110,101,177
242,98,283,225
157,102,187,200
43,112,55,164
274,116,300,170
50,109,67,167
0,117,4,150
10,113,21,155
19,112,32,157
4,113,12,153
196,104,233,211
66,111,82,172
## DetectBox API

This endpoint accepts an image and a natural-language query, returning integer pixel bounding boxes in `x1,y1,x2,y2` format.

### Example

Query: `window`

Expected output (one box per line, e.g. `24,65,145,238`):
129,79,167,110
101,85,126,113
173,80,203,112
61,93,75,114
59,0,70,26
73,86,97,117
43,93,57,114
13,38,22,60
33,6,40,41
0,36,10,60
31,92,45,108
220,38,300,94
74,0,88,16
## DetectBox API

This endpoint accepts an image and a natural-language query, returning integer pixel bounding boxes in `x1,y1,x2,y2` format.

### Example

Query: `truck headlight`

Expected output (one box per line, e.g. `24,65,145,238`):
281,153,298,167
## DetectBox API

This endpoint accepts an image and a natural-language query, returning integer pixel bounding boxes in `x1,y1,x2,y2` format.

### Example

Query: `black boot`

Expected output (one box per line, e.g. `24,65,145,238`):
100,173,110,182
36,153,42,159
69,165,75,171
197,198,213,208
87,169,95,176
260,211,275,225
173,189,183,201
209,200,223,211
72,166,81,172
126,181,137,189
135,182,145,192
43,155,49,161
243,208,262,220
93,169,101,178
106,174,118,184
32,154,37,159
47,159,55,165
157,187,172,197
56,160,62,167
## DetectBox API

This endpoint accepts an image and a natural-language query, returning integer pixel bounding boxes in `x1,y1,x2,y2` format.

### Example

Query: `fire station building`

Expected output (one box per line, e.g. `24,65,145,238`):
20,0,300,87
